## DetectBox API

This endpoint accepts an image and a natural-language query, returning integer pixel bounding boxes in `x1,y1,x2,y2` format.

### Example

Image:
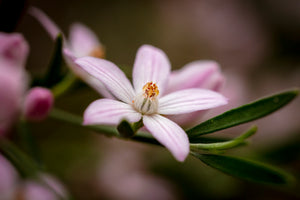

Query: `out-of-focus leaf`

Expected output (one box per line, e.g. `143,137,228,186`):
0,139,40,178
17,120,42,167
187,89,298,138
43,33,64,87
191,153,294,185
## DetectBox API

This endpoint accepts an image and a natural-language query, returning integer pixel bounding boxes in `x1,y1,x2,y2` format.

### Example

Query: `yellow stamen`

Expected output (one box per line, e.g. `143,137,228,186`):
89,46,105,58
142,82,159,99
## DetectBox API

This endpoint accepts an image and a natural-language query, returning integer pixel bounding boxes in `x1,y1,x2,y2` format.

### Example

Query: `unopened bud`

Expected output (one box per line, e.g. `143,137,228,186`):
23,87,54,121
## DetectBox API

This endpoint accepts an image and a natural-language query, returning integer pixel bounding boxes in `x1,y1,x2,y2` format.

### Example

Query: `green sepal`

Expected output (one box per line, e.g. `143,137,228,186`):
117,120,135,138
191,153,294,185
187,89,298,139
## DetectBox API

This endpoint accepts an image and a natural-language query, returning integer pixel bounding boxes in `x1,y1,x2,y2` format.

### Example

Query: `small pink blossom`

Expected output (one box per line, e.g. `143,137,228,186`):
0,33,29,135
75,45,227,162
23,87,54,121
0,32,53,134
0,32,29,68
29,7,113,98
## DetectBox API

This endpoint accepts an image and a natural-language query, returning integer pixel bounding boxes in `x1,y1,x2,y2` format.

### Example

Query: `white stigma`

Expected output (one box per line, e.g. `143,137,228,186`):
133,82,159,115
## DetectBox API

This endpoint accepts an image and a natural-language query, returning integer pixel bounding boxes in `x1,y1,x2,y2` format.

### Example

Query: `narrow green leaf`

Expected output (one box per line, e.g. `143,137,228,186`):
191,153,294,185
0,140,40,178
43,33,64,87
17,120,43,167
190,126,257,150
187,89,298,138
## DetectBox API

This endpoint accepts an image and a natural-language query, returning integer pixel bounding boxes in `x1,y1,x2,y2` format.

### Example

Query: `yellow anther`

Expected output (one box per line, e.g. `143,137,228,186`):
142,82,159,99
89,46,105,58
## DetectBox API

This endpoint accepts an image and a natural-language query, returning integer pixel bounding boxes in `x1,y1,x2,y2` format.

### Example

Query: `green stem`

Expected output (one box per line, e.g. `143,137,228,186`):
49,108,157,144
49,108,119,137
50,108,257,150
190,126,257,151
51,73,77,98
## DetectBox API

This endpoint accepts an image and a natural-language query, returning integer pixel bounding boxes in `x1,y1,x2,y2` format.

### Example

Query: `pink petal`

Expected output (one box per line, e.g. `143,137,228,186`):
23,87,54,121
0,155,19,199
28,7,61,40
143,115,189,162
166,111,206,128
158,89,228,115
63,49,114,99
69,23,102,57
75,57,135,103
166,61,223,94
0,67,27,135
132,45,171,95
0,33,29,68
84,99,141,125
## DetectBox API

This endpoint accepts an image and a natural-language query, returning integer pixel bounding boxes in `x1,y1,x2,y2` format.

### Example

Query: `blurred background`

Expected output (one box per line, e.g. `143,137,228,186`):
1,0,300,199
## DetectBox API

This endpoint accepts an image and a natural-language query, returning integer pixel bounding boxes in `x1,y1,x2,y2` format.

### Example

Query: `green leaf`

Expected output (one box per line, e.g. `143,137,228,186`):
190,126,257,151
191,153,294,185
43,33,65,87
187,89,298,138
0,140,40,178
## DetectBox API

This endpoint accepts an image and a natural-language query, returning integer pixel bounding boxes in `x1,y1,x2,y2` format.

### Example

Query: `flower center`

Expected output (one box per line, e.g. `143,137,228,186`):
133,82,159,115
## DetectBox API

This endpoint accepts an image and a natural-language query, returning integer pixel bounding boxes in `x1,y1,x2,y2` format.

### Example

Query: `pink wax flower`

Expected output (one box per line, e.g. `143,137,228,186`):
0,153,69,200
0,33,29,135
21,173,69,200
165,61,225,127
23,87,54,121
29,7,113,98
0,32,29,68
75,45,227,162
0,32,53,134
0,154,19,200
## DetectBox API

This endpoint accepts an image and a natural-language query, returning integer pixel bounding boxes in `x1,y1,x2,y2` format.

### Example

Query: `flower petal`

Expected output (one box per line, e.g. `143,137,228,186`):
166,61,223,94
63,49,114,99
28,7,61,40
0,67,27,135
143,114,189,162
132,45,171,95
158,89,227,115
69,23,102,57
0,33,29,68
75,57,135,103
84,99,141,125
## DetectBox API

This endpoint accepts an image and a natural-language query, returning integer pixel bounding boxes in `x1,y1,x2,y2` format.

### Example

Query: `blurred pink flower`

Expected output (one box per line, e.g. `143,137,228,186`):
0,32,53,134
166,61,225,127
97,141,180,200
0,32,29,68
0,33,29,135
0,154,19,199
29,7,113,98
21,173,69,200
75,45,227,161
23,87,54,121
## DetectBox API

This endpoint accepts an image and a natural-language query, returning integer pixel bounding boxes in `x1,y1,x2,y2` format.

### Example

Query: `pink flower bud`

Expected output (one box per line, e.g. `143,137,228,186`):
0,32,29,68
23,87,54,121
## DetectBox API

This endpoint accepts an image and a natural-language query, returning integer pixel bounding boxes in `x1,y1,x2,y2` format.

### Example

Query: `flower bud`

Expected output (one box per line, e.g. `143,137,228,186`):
23,87,54,121
0,32,29,68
